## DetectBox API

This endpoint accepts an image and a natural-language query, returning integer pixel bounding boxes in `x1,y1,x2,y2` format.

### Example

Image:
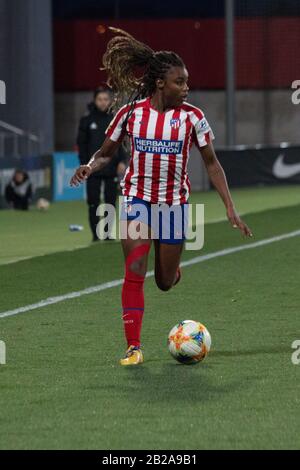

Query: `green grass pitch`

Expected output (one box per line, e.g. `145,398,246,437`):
0,186,300,450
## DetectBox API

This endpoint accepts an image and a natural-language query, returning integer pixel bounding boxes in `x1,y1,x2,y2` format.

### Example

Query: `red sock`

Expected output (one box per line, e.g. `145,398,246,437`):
122,245,150,348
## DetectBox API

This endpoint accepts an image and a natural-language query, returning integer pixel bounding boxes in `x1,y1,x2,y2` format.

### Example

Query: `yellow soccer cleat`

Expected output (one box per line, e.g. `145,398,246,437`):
120,346,144,366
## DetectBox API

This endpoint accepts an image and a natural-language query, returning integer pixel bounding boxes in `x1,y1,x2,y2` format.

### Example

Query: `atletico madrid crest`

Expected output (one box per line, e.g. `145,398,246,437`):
170,118,181,129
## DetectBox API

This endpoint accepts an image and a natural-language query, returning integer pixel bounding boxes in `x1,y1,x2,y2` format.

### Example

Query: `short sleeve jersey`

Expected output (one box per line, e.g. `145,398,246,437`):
106,97,214,204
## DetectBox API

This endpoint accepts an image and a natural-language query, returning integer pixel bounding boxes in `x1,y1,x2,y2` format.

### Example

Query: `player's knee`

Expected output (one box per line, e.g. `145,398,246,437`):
125,244,150,280
128,258,147,278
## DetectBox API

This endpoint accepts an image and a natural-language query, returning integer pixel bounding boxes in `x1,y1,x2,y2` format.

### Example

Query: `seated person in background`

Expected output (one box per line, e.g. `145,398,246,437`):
5,169,33,211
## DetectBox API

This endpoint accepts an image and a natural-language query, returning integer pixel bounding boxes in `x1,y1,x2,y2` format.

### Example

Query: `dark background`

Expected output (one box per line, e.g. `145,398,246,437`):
52,0,300,19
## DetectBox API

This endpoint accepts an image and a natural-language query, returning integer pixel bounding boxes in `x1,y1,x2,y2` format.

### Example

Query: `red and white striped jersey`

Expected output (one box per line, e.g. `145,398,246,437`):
106,97,214,205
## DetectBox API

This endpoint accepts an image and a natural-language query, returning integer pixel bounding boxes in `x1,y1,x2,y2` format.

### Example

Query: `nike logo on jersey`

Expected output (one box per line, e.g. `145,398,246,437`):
273,154,300,179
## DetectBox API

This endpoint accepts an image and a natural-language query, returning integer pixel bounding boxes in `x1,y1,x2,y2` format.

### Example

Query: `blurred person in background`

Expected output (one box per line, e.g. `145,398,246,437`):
5,169,33,211
77,86,128,242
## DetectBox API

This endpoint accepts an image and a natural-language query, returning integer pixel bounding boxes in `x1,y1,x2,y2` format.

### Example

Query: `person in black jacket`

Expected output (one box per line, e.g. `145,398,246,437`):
5,169,33,211
77,87,128,241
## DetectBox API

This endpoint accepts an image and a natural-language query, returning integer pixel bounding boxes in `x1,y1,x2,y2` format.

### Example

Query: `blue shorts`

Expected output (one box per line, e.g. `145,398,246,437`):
120,196,189,245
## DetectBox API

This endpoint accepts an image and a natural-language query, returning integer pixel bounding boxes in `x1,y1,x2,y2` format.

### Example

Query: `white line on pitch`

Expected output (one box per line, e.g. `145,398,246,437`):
0,229,300,320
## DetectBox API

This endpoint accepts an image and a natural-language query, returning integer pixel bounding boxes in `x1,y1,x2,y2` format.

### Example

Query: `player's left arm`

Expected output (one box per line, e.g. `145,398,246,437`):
200,143,253,238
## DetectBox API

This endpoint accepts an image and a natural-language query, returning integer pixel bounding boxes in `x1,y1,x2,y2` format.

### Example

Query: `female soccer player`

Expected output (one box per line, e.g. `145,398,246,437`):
70,28,252,366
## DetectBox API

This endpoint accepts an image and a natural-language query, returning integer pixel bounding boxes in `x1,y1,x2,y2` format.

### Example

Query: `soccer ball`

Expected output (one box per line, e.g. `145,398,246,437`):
36,198,50,211
168,320,211,364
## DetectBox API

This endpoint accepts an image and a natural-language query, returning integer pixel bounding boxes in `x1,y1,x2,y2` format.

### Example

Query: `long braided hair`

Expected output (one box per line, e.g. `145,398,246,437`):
102,27,185,121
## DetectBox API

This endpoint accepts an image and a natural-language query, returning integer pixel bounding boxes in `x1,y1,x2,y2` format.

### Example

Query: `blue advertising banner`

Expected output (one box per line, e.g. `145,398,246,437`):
53,152,85,201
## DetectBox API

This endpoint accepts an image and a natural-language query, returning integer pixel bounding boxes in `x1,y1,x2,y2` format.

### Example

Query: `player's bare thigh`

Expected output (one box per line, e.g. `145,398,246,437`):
121,220,152,276
154,240,184,291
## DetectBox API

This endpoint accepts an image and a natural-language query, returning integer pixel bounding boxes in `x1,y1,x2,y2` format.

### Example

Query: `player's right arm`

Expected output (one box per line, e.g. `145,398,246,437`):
70,103,130,187
70,138,121,186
